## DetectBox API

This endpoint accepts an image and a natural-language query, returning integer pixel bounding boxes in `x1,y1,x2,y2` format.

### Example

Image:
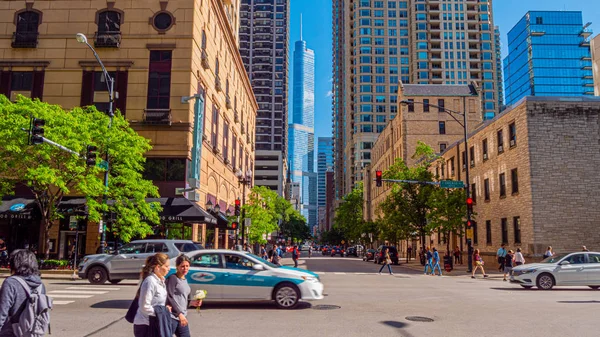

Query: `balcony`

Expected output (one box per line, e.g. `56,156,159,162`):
201,50,210,70
215,76,222,92
143,109,172,125
11,31,38,48
94,31,121,48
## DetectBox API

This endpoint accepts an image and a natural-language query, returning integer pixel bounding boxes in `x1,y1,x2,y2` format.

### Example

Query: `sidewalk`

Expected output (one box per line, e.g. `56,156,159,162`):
399,257,505,279
0,268,80,280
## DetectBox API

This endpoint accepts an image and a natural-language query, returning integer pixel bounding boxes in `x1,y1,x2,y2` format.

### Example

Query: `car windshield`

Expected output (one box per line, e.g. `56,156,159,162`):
246,253,280,268
540,253,568,263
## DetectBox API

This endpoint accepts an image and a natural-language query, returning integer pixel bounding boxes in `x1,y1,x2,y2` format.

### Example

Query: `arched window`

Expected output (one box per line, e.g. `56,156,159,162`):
96,10,122,48
12,10,41,48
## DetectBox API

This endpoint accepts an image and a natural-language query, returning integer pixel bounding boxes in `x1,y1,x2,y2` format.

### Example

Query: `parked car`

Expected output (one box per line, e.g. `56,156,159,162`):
331,247,344,257
174,249,324,309
374,245,399,265
511,252,600,290
322,246,331,255
363,249,376,262
346,247,357,257
78,239,202,284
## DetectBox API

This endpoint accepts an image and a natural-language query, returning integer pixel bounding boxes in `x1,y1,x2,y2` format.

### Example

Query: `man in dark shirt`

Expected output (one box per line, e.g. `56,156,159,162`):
292,245,300,268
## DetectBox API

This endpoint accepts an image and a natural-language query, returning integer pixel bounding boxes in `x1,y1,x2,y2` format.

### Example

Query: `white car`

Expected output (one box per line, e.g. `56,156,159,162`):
170,249,324,309
511,252,600,290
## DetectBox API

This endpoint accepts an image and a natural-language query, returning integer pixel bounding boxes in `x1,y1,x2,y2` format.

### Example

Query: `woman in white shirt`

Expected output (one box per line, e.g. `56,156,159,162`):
544,246,553,259
515,248,525,266
133,253,171,337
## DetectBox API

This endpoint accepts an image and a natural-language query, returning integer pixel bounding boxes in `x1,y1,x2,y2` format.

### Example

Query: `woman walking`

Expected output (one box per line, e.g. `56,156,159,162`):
471,249,488,279
167,255,200,337
133,253,172,337
514,248,525,266
544,246,554,259
377,248,394,275
503,250,515,281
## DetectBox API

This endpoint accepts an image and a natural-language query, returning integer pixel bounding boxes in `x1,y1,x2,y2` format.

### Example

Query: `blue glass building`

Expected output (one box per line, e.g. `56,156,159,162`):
289,39,317,228
504,11,594,106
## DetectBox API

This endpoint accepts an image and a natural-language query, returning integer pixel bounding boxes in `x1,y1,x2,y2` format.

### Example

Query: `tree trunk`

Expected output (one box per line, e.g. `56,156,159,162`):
44,220,51,259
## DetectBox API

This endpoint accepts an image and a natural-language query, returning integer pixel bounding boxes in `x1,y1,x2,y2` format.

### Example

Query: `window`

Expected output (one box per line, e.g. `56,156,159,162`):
145,242,168,253
407,99,414,112
439,121,446,135
438,99,445,112
118,242,146,254
439,143,447,153
501,218,508,244
80,71,128,114
191,253,222,268
482,138,488,160
449,157,455,176
497,129,504,153
511,168,519,194
143,158,186,181
535,17,543,25
95,10,122,47
509,122,517,147
423,99,430,112
588,254,600,264
223,122,230,162
224,254,256,270
484,178,490,201
499,173,506,198
471,183,476,204
146,50,172,109
486,220,492,244
469,146,475,167
513,217,521,244
564,254,586,265
0,71,45,101
12,10,41,48
232,135,237,168
462,151,467,169
211,105,219,147
174,243,202,252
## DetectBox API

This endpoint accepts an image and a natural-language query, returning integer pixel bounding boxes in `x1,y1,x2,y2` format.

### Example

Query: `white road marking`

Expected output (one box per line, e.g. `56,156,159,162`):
66,287,121,291
52,301,75,305
333,272,347,275
49,290,108,295
315,272,326,275
49,294,94,299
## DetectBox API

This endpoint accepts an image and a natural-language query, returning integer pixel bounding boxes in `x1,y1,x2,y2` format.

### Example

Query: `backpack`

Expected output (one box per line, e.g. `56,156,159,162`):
10,276,52,337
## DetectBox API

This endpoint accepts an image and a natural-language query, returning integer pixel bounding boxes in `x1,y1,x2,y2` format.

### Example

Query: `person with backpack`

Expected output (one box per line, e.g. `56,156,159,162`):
0,249,52,337
133,253,172,337
503,250,515,282
292,245,300,268
496,243,507,272
424,247,433,275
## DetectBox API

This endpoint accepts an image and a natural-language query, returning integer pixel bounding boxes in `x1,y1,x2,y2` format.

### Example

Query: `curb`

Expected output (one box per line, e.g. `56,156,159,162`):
0,269,81,280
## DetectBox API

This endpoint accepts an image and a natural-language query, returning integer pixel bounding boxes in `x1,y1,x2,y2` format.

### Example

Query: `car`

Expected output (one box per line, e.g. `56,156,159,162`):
374,245,399,265
511,251,600,290
363,249,376,262
322,246,331,255
346,247,357,257
331,247,345,257
173,249,324,309
78,239,202,284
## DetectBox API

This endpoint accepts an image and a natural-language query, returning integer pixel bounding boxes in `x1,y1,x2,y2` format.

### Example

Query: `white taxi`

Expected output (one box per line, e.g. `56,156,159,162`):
169,249,324,309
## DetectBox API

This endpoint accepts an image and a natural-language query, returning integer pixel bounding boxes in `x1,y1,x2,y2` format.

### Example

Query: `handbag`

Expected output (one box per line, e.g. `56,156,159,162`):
125,287,141,323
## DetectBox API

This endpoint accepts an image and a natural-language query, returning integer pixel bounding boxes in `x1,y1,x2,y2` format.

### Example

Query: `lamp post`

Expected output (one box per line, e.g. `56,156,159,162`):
400,83,478,272
76,33,114,254
236,168,253,246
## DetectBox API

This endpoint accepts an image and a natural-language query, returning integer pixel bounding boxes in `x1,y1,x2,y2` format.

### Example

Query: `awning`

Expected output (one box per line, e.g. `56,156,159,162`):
215,211,230,227
57,198,88,215
144,197,217,224
0,198,37,220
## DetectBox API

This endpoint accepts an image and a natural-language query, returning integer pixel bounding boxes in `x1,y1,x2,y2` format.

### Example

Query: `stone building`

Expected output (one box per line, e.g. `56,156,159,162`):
0,0,256,256
430,97,600,260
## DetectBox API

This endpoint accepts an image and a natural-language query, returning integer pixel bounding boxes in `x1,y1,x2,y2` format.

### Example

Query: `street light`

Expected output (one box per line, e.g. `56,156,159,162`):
236,168,253,246
76,33,115,254
400,82,478,272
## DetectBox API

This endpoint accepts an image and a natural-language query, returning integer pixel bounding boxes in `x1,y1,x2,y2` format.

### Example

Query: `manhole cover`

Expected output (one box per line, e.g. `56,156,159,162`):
312,305,341,310
405,316,434,322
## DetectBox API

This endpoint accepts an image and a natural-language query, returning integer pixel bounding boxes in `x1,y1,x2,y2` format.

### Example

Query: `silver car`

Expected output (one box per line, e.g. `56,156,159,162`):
78,239,202,284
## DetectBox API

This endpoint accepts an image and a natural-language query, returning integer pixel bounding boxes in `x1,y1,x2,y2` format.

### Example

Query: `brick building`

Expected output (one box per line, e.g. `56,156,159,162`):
0,0,256,256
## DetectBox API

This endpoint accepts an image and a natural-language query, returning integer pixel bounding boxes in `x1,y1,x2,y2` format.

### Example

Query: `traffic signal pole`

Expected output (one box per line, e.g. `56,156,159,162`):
463,96,473,273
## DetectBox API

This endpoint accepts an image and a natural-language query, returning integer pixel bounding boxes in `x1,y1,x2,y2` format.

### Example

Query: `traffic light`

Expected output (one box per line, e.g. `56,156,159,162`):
235,199,241,216
86,145,97,167
375,170,382,187
229,221,238,230
467,220,474,228
466,197,473,214
30,118,45,145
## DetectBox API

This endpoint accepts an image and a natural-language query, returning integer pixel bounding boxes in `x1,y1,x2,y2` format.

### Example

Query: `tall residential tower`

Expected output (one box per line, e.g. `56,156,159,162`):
317,137,334,230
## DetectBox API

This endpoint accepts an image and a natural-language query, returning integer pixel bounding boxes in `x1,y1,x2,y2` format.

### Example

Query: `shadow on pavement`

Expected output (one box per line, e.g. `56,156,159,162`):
200,301,313,311
48,282,137,286
557,300,600,304
380,321,415,337
489,287,599,292
91,300,131,309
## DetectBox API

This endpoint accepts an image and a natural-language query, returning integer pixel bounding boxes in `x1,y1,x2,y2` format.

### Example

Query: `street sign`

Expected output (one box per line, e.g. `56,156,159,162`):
69,216,77,230
341,240,345,244
244,218,251,227
440,180,465,189
98,220,104,233
466,228,474,240
97,160,109,170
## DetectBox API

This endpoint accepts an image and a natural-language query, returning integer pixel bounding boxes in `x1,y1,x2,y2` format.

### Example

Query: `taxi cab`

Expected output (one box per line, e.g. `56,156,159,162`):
169,249,324,309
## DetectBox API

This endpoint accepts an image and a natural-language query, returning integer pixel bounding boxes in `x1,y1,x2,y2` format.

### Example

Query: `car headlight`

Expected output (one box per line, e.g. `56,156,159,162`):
519,269,537,275
302,276,319,282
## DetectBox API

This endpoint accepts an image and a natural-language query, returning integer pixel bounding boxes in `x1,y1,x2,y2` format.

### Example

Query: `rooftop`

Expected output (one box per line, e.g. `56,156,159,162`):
401,84,478,97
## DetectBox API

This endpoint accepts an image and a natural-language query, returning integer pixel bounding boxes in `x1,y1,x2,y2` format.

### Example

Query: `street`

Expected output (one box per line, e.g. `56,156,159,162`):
18,257,598,337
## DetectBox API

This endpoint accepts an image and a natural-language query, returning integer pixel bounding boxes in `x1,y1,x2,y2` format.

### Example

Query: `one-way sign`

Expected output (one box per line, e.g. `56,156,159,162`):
440,180,465,189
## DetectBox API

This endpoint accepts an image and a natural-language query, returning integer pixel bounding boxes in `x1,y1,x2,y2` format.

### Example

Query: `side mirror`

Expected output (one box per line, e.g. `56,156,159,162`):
559,260,570,266
252,264,264,271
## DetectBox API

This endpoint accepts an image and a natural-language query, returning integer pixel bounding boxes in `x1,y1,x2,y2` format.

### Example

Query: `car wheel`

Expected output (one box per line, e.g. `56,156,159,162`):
536,273,555,290
273,283,300,309
520,286,533,289
589,286,600,289
88,266,108,284
109,279,122,284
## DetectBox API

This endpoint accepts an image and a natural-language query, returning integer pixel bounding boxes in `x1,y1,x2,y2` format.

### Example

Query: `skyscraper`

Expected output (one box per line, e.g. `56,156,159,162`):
504,11,594,106
495,26,505,111
289,36,317,228
332,0,499,197
239,0,290,196
317,137,334,230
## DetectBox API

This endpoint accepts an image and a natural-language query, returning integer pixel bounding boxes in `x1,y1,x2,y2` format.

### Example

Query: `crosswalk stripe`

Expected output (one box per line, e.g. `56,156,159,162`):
315,272,326,275
49,294,94,298
49,290,108,295
333,272,347,275
53,301,75,305
66,287,121,291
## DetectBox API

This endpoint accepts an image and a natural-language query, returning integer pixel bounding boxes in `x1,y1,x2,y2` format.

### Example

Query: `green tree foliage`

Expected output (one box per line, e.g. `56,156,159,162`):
243,186,280,244
279,210,311,244
0,96,160,257
320,227,346,245
428,187,467,253
333,182,366,243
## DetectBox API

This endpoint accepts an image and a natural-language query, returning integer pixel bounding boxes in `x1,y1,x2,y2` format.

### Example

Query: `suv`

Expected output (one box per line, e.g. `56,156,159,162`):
78,239,202,284
374,245,399,265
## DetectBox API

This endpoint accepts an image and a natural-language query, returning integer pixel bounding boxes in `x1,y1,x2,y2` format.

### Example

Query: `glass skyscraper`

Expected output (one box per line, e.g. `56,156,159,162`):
289,39,317,227
504,11,594,106
317,137,334,230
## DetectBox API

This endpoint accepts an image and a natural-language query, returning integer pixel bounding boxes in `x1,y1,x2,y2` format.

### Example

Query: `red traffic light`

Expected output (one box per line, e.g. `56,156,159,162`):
375,170,383,187
466,197,473,206
230,222,238,230
467,220,473,228
235,199,241,206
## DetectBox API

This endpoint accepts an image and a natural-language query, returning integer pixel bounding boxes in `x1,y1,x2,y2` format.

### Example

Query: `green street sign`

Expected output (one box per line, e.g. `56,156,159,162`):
97,160,109,170
440,180,465,189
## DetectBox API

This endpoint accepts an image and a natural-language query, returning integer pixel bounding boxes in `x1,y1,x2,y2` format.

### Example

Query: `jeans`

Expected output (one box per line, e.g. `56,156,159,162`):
173,321,191,337
378,263,392,274
432,262,443,275
293,258,298,268
133,324,149,337
424,259,433,274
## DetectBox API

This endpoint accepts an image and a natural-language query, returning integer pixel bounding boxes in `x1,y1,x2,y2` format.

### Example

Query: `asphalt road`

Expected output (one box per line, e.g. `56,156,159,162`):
9,256,599,337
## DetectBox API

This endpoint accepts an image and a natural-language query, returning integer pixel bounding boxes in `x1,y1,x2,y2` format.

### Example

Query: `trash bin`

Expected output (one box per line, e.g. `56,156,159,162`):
444,255,453,272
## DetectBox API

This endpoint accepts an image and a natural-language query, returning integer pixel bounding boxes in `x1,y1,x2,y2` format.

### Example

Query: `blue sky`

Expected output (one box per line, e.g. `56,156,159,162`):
287,0,600,141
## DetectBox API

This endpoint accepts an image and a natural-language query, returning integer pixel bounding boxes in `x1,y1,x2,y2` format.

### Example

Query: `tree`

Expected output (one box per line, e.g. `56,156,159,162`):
334,182,365,243
0,96,161,258
428,187,467,254
279,210,310,244
243,186,280,244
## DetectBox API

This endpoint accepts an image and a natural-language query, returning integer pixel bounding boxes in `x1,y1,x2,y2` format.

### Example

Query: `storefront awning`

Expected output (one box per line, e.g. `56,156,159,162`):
0,198,37,220
144,197,217,224
215,211,230,227
57,198,88,215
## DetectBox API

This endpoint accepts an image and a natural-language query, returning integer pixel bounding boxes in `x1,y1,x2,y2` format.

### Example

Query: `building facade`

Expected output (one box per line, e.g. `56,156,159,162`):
430,97,600,259
0,0,256,256
591,34,600,96
332,0,500,199
504,11,594,106
494,26,504,111
239,0,289,196
364,84,482,222
317,137,333,231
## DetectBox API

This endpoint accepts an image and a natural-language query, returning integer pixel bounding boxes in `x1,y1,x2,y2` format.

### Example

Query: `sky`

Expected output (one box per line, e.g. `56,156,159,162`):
287,0,600,143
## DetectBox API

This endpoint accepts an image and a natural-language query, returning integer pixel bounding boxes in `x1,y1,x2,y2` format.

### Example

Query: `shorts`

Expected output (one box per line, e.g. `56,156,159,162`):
504,266,513,273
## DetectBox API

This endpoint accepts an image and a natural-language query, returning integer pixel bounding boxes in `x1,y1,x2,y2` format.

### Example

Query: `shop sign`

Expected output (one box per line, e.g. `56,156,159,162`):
9,203,26,212
0,213,32,220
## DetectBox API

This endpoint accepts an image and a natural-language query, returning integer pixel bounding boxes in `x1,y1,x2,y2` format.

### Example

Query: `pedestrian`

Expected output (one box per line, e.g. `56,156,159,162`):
243,243,253,254
471,249,488,279
133,253,173,337
424,247,433,275
407,246,412,262
260,245,268,260
503,250,515,282
514,248,525,266
96,241,108,254
308,246,312,258
453,246,461,265
167,255,197,337
292,245,300,268
496,243,507,272
0,249,51,337
0,238,8,268
431,247,442,276
582,245,589,252
377,248,394,275
543,246,553,259
270,248,281,266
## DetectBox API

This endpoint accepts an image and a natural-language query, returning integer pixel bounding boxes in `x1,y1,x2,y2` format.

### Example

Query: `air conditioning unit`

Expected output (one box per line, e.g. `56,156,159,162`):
186,191,200,202
470,160,474,166
498,145,504,152
483,153,488,160
189,178,200,189
510,140,516,147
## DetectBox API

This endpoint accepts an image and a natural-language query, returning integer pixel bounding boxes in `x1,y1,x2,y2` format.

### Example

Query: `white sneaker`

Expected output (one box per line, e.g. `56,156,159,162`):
378,272,382,275
390,273,394,275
